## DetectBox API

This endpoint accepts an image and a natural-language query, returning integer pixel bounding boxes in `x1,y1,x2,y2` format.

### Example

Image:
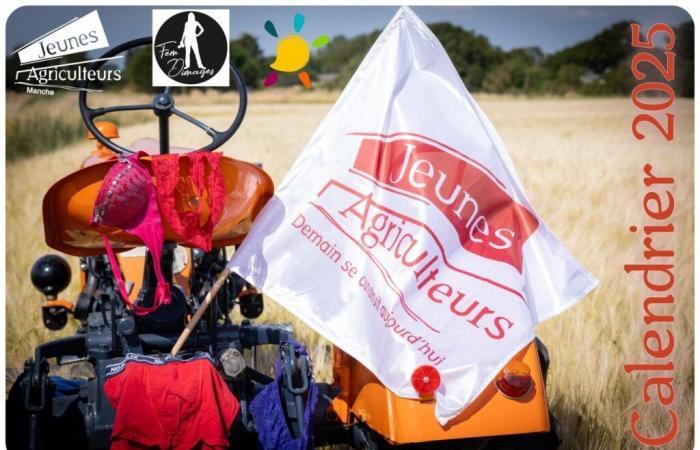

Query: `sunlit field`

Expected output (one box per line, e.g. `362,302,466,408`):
5,89,693,449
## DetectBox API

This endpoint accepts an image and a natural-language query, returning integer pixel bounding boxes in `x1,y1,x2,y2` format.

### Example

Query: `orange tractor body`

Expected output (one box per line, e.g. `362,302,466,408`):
331,342,550,444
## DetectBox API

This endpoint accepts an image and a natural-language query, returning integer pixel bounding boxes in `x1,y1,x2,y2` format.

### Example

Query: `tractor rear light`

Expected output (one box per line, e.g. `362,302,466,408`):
411,365,441,396
495,360,532,399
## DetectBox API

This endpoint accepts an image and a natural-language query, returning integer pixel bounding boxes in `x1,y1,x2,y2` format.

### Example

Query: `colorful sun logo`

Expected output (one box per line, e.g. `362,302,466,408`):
263,13,328,89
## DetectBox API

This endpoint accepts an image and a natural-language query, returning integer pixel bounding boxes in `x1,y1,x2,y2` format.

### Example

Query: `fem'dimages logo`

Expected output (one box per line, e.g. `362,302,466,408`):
152,9,229,87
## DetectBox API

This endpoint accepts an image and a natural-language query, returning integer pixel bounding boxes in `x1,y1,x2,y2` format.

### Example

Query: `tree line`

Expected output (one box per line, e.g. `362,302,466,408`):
307,20,693,97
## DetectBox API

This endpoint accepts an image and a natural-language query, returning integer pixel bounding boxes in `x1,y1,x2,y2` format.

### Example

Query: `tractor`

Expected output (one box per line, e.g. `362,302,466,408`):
7,37,561,450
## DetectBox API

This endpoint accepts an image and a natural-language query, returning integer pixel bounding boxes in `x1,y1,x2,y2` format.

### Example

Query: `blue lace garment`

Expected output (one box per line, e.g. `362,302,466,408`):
249,342,318,450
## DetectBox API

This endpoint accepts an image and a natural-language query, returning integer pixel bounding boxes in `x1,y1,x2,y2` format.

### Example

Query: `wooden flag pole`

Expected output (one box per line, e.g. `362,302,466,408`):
171,268,231,356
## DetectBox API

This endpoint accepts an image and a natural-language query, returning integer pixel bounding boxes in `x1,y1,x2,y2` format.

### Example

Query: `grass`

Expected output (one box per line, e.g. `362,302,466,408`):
6,112,85,161
5,91,155,162
5,89,694,449
4,86,337,161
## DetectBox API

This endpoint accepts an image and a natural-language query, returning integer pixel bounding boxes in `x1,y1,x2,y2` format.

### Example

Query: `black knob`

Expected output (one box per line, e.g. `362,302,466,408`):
117,317,137,336
30,254,72,298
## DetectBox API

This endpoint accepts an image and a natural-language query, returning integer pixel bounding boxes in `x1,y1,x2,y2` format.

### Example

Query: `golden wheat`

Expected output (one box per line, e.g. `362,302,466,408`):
5,90,693,449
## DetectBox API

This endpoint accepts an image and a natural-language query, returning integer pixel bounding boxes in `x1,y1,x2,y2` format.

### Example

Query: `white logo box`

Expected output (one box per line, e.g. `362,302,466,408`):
152,9,230,87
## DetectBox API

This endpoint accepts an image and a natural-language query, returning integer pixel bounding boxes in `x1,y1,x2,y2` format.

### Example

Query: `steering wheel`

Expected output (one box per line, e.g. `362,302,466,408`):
79,37,247,155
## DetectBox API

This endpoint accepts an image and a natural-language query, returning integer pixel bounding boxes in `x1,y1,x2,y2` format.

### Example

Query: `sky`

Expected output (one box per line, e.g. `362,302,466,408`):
6,5,692,57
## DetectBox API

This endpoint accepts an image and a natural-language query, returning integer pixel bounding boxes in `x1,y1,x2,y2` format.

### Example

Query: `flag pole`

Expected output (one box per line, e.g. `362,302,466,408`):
171,268,231,356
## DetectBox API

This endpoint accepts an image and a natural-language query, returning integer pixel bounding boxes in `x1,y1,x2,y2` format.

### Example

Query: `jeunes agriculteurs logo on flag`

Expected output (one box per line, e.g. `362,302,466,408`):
228,6,598,425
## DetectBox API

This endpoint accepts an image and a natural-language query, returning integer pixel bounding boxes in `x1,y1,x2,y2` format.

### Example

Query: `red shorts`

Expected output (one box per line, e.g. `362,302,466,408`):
104,353,239,449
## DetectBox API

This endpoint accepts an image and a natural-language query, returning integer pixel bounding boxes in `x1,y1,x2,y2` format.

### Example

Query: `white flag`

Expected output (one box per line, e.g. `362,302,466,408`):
229,6,597,425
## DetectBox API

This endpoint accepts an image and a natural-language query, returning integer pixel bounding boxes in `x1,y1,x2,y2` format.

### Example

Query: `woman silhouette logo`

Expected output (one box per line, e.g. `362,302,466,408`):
153,10,229,86
179,13,206,70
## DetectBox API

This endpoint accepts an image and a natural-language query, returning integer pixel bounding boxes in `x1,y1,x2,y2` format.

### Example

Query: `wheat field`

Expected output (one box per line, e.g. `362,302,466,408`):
5,89,694,449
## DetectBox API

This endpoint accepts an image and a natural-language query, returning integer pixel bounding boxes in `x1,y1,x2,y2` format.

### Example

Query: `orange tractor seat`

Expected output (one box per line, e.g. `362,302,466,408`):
43,154,273,256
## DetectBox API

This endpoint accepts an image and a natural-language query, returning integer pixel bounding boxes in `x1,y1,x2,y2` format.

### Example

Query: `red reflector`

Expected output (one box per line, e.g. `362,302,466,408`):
411,365,441,395
495,360,532,399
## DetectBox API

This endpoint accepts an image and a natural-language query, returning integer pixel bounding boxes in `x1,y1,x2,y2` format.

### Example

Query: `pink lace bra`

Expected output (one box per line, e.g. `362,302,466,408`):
90,151,226,315
91,152,170,315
